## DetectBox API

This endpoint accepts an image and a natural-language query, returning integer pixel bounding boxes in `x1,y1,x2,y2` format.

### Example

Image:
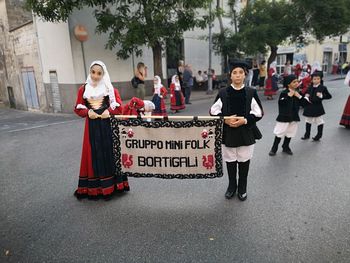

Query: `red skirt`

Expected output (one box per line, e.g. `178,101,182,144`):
75,117,129,199
264,77,277,96
340,95,350,128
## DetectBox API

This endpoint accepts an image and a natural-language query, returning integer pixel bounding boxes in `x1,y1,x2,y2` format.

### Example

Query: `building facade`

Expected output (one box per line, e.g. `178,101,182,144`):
1,0,236,113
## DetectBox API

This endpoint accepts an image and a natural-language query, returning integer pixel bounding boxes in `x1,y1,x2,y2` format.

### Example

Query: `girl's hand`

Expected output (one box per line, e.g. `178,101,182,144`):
88,109,99,119
100,109,110,119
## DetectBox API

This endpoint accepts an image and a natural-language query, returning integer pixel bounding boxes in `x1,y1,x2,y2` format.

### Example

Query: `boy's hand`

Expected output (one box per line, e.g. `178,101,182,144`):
288,90,295,97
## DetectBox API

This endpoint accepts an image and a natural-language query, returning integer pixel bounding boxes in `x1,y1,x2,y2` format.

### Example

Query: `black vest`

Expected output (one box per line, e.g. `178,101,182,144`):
218,86,258,147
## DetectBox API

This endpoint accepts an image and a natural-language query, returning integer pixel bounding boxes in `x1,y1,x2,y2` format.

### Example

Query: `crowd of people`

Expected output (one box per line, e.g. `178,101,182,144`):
72,59,349,201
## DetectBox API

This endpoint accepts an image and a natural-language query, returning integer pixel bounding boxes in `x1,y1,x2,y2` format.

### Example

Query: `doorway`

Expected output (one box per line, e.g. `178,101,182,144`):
21,68,39,109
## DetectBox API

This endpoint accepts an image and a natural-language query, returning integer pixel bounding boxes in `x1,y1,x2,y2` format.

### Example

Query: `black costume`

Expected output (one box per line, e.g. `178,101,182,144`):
210,62,263,201
301,71,332,141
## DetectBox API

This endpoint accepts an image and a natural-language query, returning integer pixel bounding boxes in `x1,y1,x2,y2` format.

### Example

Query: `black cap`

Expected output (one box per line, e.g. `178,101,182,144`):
311,70,323,79
283,74,298,87
230,61,249,74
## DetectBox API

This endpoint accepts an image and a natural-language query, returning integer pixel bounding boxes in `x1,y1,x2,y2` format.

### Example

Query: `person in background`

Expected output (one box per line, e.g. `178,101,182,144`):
183,64,194,104
252,60,260,88
269,75,306,156
196,70,205,89
151,76,167,116
301,71,332,141
177,60,185,96
283,60,292,76
170,75,186,113
339,70,350,128
134,62,147,99
258,60,267,91
264,61,278,100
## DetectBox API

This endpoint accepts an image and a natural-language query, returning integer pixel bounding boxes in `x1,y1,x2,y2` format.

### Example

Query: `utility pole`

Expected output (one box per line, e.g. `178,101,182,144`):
207,1,213,95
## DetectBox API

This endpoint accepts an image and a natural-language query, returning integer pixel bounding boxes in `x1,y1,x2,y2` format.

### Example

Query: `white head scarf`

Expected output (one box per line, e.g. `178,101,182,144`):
270,61,277,70
171,75,181,91
311,61,322,74
153,75,162,95
84,60,119,109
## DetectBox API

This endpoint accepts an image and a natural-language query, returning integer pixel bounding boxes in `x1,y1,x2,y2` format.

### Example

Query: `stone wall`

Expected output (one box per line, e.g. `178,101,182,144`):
5,0,32,31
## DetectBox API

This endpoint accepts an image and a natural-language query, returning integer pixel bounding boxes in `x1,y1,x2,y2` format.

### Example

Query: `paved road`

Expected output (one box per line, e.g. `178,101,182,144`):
0,79,349,262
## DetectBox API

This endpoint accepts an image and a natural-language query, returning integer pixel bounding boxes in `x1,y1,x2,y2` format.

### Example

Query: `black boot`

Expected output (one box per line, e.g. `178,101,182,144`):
237,160,250,201
301,123,311,140
282,137,293,155
269,136,281,156
225,161,237,199
312,124,324,141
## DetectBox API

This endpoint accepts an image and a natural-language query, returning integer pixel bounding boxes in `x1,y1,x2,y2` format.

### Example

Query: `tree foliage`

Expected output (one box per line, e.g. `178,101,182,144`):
26,0,212,78
215,0,350,69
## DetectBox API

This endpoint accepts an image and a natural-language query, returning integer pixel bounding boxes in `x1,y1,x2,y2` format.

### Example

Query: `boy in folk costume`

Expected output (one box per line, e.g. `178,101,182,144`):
210,61,263,201
151,76,168,116
269,74,306,156
170,75,185,113
301,71,332,141
74,60,126,200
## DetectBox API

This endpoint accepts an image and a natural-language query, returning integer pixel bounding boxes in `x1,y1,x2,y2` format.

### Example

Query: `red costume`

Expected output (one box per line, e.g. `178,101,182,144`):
170,75,185,112
152,76,168,116
264,64,278,98
122,97,145,116
74,61,127,200
340,73,350,128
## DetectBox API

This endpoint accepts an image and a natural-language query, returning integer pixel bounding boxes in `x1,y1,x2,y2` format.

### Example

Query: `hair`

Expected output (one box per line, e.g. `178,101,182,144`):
91,64,104,72
261,60,266,64
137,62,145,69
198,70,202,74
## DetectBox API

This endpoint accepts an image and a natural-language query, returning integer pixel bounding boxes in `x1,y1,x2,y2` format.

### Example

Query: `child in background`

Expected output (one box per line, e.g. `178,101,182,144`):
301,71,332,141
269,74,306,156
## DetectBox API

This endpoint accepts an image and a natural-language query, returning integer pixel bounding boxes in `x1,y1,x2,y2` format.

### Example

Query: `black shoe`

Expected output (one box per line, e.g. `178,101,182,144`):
237,192,247,201
269,150,277,156
185,102,192,104
312,136,321,141
225,189,236,199
282,148,293,155
301,136,310,140
74,190,87,200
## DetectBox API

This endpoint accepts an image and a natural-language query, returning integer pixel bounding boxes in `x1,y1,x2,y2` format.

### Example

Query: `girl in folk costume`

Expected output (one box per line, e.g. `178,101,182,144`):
294,61,302,79
300,71,312,95
340,71,350,128
269,75,307,156
170,75,185,113
74,61,128,200
151,75,167,116
301,71,332,141
210,61,263,201
264,61,278,100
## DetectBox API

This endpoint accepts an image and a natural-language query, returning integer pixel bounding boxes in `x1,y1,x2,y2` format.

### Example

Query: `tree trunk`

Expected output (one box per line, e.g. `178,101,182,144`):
152,41,163,79
267,45,278,69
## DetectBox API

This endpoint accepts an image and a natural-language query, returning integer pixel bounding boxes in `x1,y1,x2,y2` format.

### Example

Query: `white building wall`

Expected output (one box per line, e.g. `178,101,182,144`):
35,17,76,84
68,8,155,84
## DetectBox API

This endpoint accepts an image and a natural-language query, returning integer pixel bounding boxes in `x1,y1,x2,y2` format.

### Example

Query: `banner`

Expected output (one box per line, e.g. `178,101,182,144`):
111,118,223,179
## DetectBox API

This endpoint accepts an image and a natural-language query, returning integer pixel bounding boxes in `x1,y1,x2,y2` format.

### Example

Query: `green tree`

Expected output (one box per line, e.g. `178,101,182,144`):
236,0,301,67
214,0,350,69
293,0,350,40
26,0,211,78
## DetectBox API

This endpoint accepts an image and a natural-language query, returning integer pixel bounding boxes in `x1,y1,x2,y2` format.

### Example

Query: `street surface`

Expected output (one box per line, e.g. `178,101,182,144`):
0,78,349,262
